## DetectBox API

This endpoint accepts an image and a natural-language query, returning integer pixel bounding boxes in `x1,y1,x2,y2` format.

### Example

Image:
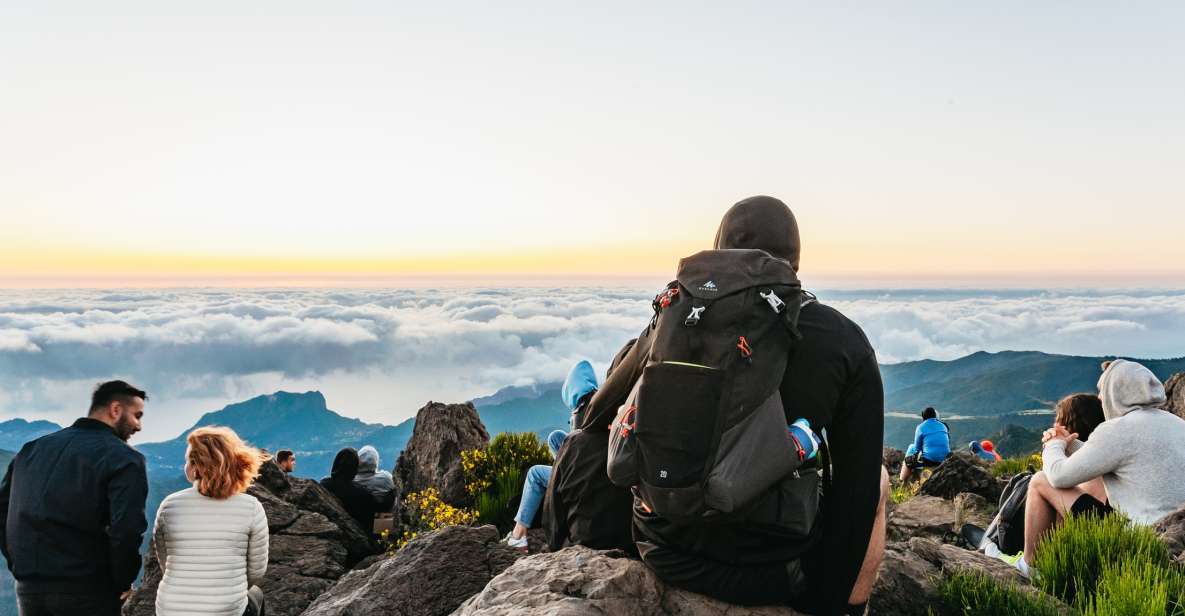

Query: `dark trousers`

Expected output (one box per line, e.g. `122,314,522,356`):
17,591,121,616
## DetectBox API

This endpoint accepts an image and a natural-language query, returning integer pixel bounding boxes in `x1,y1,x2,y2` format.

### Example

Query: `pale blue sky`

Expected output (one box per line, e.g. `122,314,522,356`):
2,2,1183,284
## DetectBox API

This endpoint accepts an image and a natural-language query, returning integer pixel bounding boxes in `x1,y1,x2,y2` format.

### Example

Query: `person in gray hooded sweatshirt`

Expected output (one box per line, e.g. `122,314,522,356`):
353,445,396,510
1021,359,1185,574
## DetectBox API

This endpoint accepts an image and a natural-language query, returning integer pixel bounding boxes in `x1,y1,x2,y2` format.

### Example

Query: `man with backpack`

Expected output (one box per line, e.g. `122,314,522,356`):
604,196,888,616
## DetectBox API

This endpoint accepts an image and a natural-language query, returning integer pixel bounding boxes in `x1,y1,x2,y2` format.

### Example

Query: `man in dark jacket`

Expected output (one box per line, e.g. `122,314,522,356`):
542,342,637,553
0,380,150,616
320,447,381,533
624,196,889,616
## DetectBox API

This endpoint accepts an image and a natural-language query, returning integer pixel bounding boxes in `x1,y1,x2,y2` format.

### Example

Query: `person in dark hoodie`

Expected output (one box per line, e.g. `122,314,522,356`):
542,345,638,554
620,196,888,616
320,448,381,532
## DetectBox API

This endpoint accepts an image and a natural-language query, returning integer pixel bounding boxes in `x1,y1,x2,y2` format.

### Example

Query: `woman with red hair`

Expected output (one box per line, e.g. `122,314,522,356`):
152,426,271,615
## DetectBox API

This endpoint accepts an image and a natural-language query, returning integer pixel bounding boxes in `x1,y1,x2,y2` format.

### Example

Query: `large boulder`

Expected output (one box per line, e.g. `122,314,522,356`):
394,401,489,506
883,447,905,476
1155,504,1185,564
919,451,1004,503
302,525,520,616
454,545,802,615
1165,372,1185,421
871,538,1043,616
888,495,961,543
123,461,379,616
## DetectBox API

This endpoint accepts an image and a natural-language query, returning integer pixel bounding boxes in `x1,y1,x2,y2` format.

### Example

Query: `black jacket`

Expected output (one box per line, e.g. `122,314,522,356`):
320,449,380,533
542,338,639,553
0,418,149,594
630,196,885,615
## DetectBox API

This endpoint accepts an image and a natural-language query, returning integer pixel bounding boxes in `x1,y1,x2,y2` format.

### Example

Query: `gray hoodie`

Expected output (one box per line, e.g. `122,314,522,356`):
1043,359,1185,524
353,445,395,505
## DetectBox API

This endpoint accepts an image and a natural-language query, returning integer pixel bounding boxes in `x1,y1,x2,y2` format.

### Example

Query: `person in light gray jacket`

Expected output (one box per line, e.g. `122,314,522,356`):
1021,359,1185,574
354,445,396,509
154,426,270,616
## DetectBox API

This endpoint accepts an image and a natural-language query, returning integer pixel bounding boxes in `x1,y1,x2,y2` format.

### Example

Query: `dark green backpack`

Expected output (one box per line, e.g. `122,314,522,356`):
607,249,814,522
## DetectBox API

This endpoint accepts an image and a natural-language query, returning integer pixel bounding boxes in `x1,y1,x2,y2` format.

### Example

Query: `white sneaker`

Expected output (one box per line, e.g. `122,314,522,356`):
1014,555,1033,579
502,532,528,552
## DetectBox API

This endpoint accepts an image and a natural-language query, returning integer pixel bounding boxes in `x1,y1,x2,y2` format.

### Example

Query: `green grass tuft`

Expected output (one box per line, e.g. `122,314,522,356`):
990,454,1042,478
1033,513,1171,607
938,570,1063,615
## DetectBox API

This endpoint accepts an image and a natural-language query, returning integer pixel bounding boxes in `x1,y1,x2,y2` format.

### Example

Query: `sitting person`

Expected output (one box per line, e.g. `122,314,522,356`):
501,360,596,550
969,440,996,462
320,447,381,532
980,440,1002,461
1020,360,1185,576
542,348,637,555
899,407,951,484
354,445,396,510
1054,392,1106,442
276,449,296,474
153,427,269,616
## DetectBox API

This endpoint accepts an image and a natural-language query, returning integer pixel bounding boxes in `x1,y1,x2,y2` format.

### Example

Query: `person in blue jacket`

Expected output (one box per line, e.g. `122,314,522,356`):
969,440,997,462
899,407,951,483
501,360,598,551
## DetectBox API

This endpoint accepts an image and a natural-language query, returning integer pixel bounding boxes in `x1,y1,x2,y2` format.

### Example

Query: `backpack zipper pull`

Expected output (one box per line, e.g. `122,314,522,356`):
736,336,753,364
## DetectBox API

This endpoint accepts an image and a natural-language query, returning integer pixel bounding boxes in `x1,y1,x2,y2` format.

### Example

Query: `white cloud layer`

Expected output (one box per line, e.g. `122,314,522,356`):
2,287,1184,440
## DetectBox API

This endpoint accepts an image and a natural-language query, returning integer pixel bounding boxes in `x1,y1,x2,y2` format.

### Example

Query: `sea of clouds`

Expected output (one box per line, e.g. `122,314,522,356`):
2,287,1184,441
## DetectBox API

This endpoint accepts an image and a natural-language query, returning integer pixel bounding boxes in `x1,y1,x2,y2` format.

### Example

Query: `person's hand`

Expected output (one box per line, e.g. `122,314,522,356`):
120,589,133,602
1045,424,1077,447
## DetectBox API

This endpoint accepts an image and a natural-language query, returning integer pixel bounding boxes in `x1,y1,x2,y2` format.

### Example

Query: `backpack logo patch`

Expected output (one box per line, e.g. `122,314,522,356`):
698,280,718,293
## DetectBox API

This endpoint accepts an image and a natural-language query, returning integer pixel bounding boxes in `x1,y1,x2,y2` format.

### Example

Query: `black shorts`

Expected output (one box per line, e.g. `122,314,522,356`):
1071,494,1113,517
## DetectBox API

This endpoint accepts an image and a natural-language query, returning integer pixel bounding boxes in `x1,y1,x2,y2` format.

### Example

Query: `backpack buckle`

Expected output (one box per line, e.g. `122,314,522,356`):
760,289,785,314
684,305,705,326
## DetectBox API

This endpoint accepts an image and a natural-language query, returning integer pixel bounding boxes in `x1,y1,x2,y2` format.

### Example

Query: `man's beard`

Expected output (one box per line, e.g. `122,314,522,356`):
114,416,137,441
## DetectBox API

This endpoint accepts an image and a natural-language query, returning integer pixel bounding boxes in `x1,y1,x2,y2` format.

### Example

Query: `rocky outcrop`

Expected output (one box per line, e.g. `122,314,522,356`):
394,401,489,507
123,462,379,616
883,447,905,476
871,538,1041,615
455,545,802,615
302,525,520,616
919,451,1004,503
1165,372,1185,420
888,495,962,543
1155,504,1185,564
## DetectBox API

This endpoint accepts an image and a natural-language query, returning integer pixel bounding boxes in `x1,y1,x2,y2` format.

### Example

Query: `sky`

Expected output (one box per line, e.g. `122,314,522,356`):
2,2,1184,286
4,287,1185,441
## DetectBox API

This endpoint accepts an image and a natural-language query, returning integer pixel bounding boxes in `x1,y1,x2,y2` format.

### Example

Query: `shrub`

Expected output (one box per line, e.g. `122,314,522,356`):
991,453,1042,478
384,487,478,551
1033,513,1174,608
461,432,553,533
939,570,1063,615
891,468,932,504
1083,559,1185,616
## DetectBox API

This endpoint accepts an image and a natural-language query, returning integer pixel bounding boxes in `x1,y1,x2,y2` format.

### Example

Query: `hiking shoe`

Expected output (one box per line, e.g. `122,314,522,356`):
502,532,528,552
1013,554,1033,579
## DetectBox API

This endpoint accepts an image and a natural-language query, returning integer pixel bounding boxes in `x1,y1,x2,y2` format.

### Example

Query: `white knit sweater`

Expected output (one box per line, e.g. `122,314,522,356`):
153,487,269,616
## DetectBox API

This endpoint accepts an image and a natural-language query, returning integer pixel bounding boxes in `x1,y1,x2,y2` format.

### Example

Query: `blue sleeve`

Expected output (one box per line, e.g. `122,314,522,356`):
913,424,925,455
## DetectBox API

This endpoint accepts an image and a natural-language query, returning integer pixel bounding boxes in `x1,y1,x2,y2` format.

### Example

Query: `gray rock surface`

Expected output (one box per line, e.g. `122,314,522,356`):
919,451,1004,503
1165,372,1185,421
394,401,489,507
887,495,961,543
454,545,802,616
301,525,519,616
1155,503,1185,564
